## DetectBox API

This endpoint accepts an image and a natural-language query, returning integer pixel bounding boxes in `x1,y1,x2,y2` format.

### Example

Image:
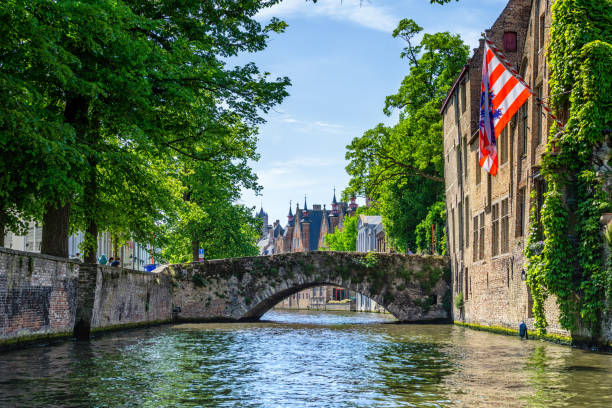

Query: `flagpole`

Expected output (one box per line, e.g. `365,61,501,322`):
481,33,564,129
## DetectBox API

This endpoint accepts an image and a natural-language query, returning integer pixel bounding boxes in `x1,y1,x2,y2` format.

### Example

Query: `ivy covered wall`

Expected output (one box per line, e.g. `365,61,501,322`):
525,0,612,341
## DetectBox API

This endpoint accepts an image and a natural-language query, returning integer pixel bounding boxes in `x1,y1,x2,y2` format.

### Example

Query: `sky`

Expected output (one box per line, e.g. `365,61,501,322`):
237,0,509,224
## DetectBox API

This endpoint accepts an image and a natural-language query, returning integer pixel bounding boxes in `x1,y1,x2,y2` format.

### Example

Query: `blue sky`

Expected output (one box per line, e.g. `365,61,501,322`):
237,0,508,224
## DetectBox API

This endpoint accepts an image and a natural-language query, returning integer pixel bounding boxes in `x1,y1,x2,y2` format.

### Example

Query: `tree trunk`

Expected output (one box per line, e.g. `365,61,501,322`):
84,217,98,264
0,209,5,247
192,236,200,262
41,95,89,258
83,127,99,264
41,202,70,257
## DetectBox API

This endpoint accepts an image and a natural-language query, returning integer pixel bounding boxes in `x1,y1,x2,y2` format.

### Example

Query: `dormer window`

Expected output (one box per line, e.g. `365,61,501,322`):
503,31,517,52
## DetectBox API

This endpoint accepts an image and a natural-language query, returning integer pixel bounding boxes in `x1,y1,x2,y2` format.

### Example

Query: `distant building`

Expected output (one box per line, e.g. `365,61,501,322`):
264,190,366,311
276,285,355,311
256,191,358,255
355,214,387,313
356,215,382,252
2,222,153,271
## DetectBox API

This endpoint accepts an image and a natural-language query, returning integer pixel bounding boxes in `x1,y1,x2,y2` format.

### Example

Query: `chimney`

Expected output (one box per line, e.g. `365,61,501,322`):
301,222,310,252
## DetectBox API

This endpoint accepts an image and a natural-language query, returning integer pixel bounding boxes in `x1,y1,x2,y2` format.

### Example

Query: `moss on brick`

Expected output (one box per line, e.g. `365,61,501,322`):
454,321,572,345
0,331,72,351
91,319,172,334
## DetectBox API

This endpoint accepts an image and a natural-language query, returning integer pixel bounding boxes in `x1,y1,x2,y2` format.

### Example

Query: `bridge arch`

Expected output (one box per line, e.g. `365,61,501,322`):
165,251,451,323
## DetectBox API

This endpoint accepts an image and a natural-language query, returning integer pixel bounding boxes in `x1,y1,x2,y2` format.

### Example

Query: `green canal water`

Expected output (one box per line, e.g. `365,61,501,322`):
1,310,611,407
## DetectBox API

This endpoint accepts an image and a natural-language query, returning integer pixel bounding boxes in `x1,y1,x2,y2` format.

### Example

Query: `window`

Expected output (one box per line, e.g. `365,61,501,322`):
501,198,510,253
520,103,528,156
464,268,469,300
527,285,534,318
487,174,492,209
479,213,485,260
517,188,526,236
475,152,481,185
473,215,479,262
463,137,468,181
458,201,464,250
451,208,456,254
535,179,547,234
503,31,517,52
464,196,470,248
535,85,543,145
492,203,499,256
539,14,545,50
460,81,467,114
519,60,529,157
499,127,508,165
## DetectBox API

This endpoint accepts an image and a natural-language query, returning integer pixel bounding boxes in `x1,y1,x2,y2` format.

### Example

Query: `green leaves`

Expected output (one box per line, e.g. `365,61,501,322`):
344,20,467,250
525,0,612,336
323,214,359,252
1,0,289,261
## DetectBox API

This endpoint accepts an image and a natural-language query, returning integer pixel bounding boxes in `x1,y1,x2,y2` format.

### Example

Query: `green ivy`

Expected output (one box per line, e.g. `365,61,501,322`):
415,200,447,255
454,291,464,310
525,0,612,336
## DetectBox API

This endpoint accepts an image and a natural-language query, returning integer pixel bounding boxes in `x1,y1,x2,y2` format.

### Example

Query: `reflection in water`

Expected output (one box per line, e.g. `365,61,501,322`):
0,310,610,407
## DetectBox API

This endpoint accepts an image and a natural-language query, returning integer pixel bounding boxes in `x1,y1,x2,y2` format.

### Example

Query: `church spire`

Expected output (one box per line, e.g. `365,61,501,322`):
287,200,294,225
331,187,339,214
302,194,309,220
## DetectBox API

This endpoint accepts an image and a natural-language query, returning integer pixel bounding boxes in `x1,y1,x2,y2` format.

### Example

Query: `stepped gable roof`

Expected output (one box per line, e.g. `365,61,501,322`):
306,208,324,251
273,223,284,238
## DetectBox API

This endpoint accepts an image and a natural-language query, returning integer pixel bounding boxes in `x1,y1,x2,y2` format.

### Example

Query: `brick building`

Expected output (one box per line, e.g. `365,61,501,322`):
260,191,361,310
441,0,569,335
257,191,359,255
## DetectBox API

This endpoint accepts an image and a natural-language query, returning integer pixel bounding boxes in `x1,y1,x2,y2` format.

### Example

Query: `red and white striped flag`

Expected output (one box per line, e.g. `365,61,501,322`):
479,42,531,176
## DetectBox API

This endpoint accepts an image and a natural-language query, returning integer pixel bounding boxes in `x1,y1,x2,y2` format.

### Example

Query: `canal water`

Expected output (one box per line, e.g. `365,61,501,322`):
1,310,611,407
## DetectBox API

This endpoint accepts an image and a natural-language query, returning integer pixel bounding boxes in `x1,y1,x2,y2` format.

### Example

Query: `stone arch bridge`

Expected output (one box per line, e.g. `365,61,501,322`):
166,251,451,322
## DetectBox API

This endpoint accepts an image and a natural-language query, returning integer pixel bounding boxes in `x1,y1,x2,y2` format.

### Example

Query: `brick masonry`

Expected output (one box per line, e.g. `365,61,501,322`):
0,247,79,343
442,0,611,346
90,266,172,331
1,247,173,345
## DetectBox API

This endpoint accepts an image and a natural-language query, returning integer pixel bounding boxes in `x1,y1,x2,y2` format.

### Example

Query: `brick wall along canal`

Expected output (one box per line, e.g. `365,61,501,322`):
1,309,611,407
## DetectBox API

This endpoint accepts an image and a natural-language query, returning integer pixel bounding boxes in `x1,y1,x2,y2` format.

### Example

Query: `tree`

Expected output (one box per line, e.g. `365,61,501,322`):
323,214,359,252
1,1,290,262
344,19,468,250
0,0,85,247
321,205,380,251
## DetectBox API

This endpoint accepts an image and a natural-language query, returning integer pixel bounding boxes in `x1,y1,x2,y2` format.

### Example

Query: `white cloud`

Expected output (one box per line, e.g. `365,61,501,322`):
257,0,398,33
276,113,352,135
254,156,341,192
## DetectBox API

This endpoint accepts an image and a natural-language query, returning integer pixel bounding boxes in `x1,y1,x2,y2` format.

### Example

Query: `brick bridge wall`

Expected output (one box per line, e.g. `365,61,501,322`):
0,247,172,347
0,248,79,345
168,251,451,322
